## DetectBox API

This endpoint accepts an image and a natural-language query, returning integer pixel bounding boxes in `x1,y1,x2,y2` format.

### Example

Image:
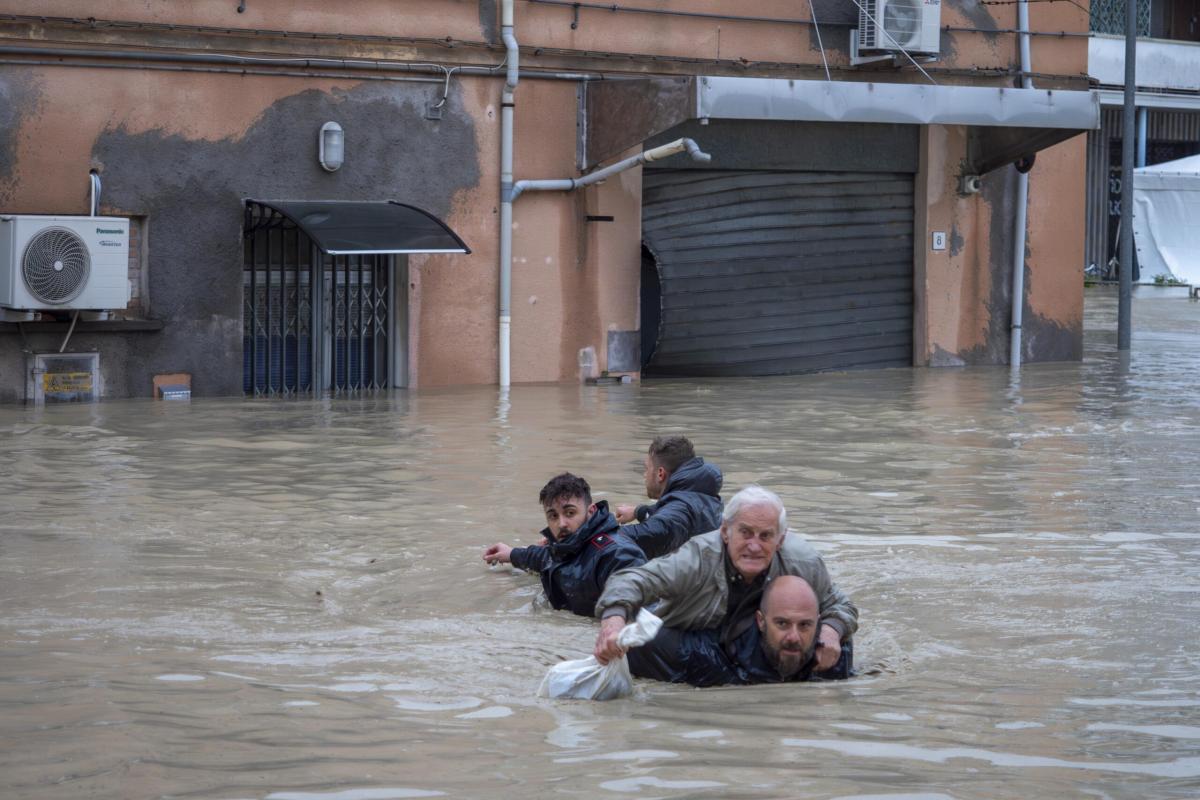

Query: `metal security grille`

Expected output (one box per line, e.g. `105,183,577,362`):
328,255,389,392
243,209,389,396
1090,0,1150,35
244,225,313,395
641,168,914,377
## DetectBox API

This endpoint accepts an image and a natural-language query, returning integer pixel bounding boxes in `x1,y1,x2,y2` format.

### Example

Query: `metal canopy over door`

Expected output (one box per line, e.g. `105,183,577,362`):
641,168,914,377
242,199,469,396
242,223,391,395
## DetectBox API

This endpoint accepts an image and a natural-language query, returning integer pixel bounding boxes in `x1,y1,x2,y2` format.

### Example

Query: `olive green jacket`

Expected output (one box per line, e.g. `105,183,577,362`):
595,529,858,640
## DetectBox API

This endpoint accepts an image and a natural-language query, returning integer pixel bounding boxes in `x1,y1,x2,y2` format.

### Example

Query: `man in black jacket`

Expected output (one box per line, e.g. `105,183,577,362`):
614,435,723,559
626,575,852,687
483,473,646,618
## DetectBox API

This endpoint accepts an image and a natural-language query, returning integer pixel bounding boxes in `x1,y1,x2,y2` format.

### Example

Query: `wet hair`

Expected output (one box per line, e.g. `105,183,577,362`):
722,484,788,535
648,435,695,474
539,472,592,508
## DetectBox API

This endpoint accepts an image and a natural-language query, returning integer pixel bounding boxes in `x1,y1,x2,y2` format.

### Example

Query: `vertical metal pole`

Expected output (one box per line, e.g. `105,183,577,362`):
1118,0,1137,351
291,228,299,393
359,256,367,390
392,255,408,389
1136,106,1148,168
343,255,351,391
280,225,290,393
311,244,324,395
265,227,274,393
1010,0,1033,369
499,0,518,388
249,225,257,395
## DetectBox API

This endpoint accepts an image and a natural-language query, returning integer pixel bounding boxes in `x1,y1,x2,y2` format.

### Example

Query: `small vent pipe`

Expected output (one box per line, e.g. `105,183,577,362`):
89,170,102,217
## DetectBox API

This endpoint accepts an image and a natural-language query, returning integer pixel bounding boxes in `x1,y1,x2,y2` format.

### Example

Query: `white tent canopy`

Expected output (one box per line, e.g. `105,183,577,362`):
1132,153,1200,285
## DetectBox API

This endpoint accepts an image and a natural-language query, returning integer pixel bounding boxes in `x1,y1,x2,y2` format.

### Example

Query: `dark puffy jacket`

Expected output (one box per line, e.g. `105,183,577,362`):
627,624,853,687
624,457,723,559
509,501,646,618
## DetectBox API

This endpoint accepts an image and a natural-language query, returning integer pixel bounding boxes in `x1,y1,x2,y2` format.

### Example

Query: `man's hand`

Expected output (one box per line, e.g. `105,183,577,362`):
593,615,628,664
615,504,637,524
814,624,842,671
482,543,513,565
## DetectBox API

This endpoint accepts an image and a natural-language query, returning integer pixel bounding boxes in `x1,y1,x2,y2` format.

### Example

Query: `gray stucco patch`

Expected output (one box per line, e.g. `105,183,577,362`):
1022,311,1082,362
83,79,480,398
977,166,1018,365
950,224,965,257
967,167,1081,366
929,345,967,367
948,0,1001,37
806,0,853,57
478,0,498,44
0,71,42,205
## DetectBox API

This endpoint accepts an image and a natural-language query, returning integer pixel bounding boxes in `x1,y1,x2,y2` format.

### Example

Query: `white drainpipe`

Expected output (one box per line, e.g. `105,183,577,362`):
1010,0,1033,369
511,138,711,202
499,0,518,387
495,0,710,388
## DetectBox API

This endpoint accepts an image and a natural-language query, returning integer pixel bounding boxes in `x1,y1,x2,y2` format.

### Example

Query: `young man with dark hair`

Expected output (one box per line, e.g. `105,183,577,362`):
613,435,724,559
483,473,646,618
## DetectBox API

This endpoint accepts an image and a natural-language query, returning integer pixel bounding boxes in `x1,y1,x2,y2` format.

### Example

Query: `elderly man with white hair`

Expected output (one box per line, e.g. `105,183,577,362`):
593,484,856,674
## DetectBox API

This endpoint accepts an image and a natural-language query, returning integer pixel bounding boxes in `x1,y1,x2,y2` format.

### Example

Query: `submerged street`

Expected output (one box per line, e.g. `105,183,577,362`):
1,288,1198,799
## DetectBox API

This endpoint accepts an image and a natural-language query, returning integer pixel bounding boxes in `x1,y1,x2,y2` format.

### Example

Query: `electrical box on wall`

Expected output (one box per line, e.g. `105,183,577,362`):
27,352,100,405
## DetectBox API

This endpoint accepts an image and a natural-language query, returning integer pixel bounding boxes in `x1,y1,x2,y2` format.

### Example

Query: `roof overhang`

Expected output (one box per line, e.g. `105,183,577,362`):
583,77,1100,175
244,200,470,256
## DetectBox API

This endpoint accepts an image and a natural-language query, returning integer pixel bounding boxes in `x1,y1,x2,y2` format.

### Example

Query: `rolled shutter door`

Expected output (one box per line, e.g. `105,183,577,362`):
642,168,914,377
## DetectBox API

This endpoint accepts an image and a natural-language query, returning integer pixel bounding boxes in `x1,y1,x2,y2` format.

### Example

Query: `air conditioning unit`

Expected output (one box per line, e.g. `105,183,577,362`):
0,215,129,311
858,0,941,54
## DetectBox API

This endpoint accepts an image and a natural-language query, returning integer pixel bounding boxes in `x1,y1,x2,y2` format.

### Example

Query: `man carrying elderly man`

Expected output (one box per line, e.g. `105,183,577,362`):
594,484,857,680
627,574,834,686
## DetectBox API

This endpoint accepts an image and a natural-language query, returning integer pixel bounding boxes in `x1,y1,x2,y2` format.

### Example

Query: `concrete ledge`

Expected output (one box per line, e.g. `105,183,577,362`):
0,318,166,334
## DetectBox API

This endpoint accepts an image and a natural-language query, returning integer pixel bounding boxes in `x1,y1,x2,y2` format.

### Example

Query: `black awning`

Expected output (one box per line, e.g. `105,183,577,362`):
244,200,470,255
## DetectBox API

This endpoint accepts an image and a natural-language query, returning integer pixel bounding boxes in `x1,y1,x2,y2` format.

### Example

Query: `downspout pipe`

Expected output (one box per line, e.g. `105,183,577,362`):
1010,0,1033,369
510,138,711,202
499,0,518,388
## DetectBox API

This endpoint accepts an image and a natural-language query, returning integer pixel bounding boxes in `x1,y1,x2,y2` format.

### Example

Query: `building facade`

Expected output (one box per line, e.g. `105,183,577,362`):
0,1,1095,402
1085,0,1200,278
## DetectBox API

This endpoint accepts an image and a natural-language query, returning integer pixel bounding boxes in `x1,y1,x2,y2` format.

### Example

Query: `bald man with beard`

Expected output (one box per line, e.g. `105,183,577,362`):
626,575,852,687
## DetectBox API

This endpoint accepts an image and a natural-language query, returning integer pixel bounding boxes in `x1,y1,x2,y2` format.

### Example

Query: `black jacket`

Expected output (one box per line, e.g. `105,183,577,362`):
627,623,853,687
509,501,646,618
624,457,723,559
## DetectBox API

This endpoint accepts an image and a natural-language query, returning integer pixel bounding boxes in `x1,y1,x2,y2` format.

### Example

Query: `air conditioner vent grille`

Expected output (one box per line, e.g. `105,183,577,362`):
884,0,923,46
21,226,91,304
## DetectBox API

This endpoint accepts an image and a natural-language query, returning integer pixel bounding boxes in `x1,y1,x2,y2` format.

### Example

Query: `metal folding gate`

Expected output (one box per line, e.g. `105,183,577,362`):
641,168,914,377
243,220,390,396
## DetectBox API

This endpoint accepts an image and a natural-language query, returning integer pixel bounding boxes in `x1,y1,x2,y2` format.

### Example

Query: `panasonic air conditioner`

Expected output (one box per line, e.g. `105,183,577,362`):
858,0,941,55
0,215,129,311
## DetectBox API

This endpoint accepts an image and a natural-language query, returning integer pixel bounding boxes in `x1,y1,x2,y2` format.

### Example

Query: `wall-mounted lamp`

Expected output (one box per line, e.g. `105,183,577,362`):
319,122,344,172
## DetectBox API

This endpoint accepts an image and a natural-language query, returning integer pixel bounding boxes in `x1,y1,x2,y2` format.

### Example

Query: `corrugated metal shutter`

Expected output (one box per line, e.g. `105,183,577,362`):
641,168,913,377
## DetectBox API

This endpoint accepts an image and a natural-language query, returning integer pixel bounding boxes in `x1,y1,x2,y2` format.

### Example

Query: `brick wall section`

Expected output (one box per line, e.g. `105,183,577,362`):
125,216,144,314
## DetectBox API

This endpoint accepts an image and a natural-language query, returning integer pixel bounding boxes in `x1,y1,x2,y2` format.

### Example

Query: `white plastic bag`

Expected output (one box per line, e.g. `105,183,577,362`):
537,609,663,701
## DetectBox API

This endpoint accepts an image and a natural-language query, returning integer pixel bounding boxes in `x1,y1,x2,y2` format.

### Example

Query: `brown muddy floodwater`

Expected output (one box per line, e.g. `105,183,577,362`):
2,287,1199,800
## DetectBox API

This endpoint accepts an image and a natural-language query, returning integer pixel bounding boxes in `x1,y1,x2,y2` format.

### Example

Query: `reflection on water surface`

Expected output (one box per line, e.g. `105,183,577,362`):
1,288,1198,799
